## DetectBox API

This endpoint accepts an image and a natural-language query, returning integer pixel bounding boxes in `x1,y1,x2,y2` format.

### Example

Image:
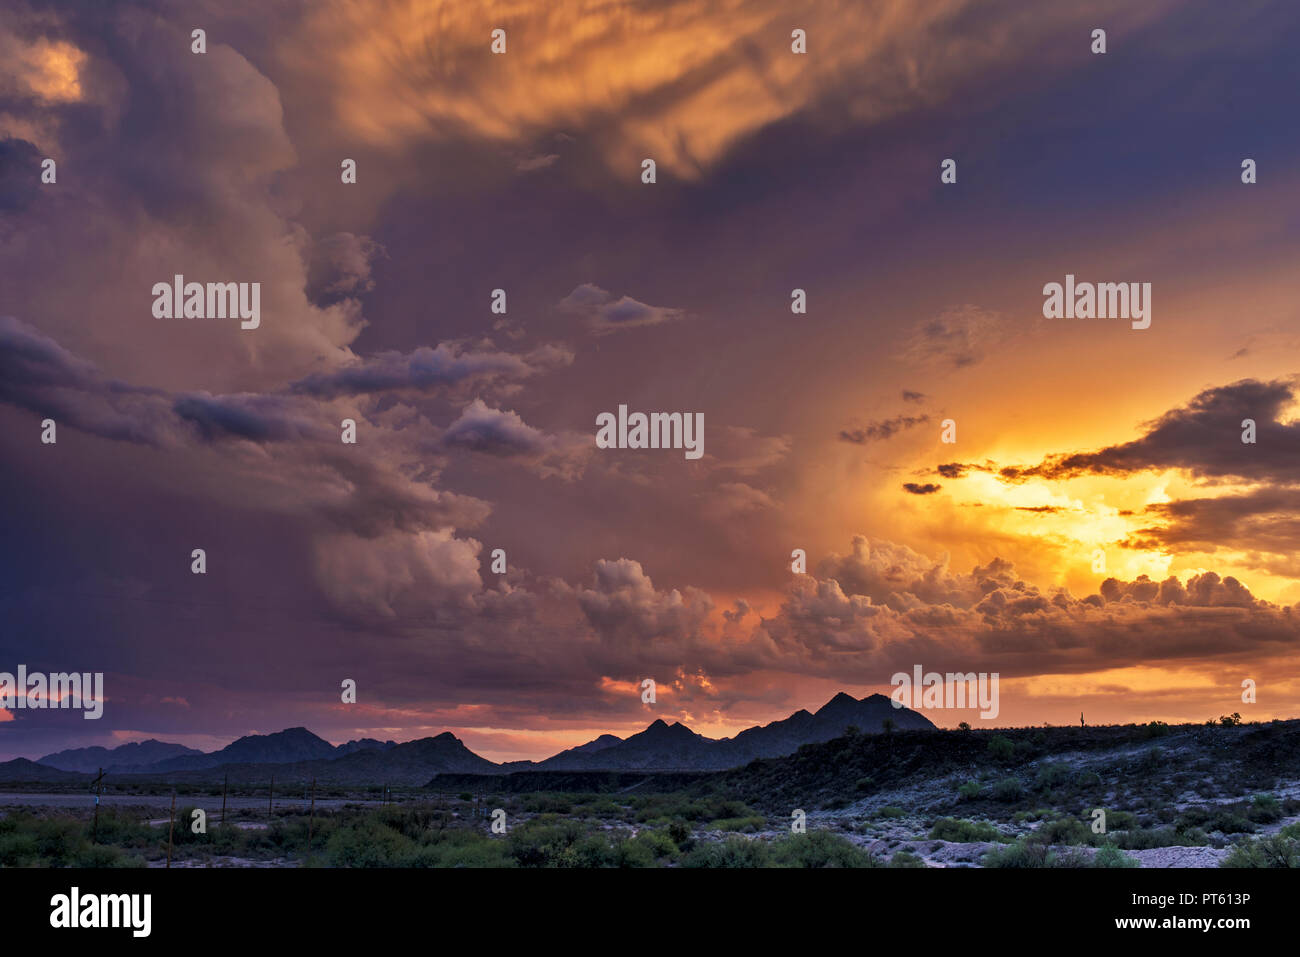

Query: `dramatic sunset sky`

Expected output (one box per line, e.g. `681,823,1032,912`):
2,0,1299,762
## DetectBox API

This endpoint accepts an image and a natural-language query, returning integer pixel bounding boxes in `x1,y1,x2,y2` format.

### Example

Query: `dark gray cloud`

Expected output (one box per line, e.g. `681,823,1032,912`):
937,462,976,478
840,414,929,444
173,392,326,442
440,399,548,456
0,137,41,212
557,283,684,334
1001,379,1300,485
1122,489,1300,574
290,342,571,398
898,305,1007,369
0,315,171,445
305,232,386,304
436,399,593,480
903,482,941,495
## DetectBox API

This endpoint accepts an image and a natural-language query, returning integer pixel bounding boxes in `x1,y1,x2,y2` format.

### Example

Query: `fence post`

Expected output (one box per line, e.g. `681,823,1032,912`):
308,777,317,851
166,791,176,869
91,767,104,842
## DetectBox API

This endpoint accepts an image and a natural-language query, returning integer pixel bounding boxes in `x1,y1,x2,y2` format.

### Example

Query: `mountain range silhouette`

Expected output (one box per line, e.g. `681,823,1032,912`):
12,692,934,785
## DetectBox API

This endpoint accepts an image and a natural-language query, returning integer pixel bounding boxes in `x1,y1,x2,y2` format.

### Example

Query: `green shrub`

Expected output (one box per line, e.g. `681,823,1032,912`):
983,839,1104,868
1108,827,1200,850
584,799,623,818
988,736,1015,761
1249,794,1282,824
888,850,926,868
1106,810,1138,830
1073,771,1103,789
1140,720,1170,739
769,831,880,868
521,794,573,815
630,829,679,861
983,839,1053,868
90,808,154,849
1034,763,1070,791
1221,836,1300,868
71,843,146,868
682,836,773,868
0,811,146,868
507,818,588,868
170,806,209,846
324,819,412,867
410,829,515,868
992,777,1024,802
0,826,40,866
1030,816,1092,846
1092,844,1139,868
930,817,1003,843
1176,806,1234,832
1013,808,1049,823
705,815,766,833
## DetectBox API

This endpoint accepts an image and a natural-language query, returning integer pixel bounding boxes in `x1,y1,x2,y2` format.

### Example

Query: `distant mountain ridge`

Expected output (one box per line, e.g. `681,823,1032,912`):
526,693,934,771
147,727,338,771
38,739,205,774
156,731,497,786
11,693,935,784
38,729,399,774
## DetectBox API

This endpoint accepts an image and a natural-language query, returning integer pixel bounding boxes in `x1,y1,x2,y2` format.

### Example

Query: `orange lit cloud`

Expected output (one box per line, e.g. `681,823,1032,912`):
282,0,1177,176
8,37,86,101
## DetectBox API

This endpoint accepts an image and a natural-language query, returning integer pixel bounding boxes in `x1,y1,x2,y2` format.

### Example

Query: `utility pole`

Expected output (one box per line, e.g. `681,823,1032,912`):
268,774,274,818
90,768,105,842
220,772,227,826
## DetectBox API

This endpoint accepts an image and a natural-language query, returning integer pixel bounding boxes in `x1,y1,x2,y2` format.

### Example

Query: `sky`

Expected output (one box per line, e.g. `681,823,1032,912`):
2,0,1299,763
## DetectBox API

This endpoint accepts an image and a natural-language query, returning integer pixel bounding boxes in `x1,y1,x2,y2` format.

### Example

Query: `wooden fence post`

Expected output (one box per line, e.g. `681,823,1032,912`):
308,777,317,851
166,791,176,869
